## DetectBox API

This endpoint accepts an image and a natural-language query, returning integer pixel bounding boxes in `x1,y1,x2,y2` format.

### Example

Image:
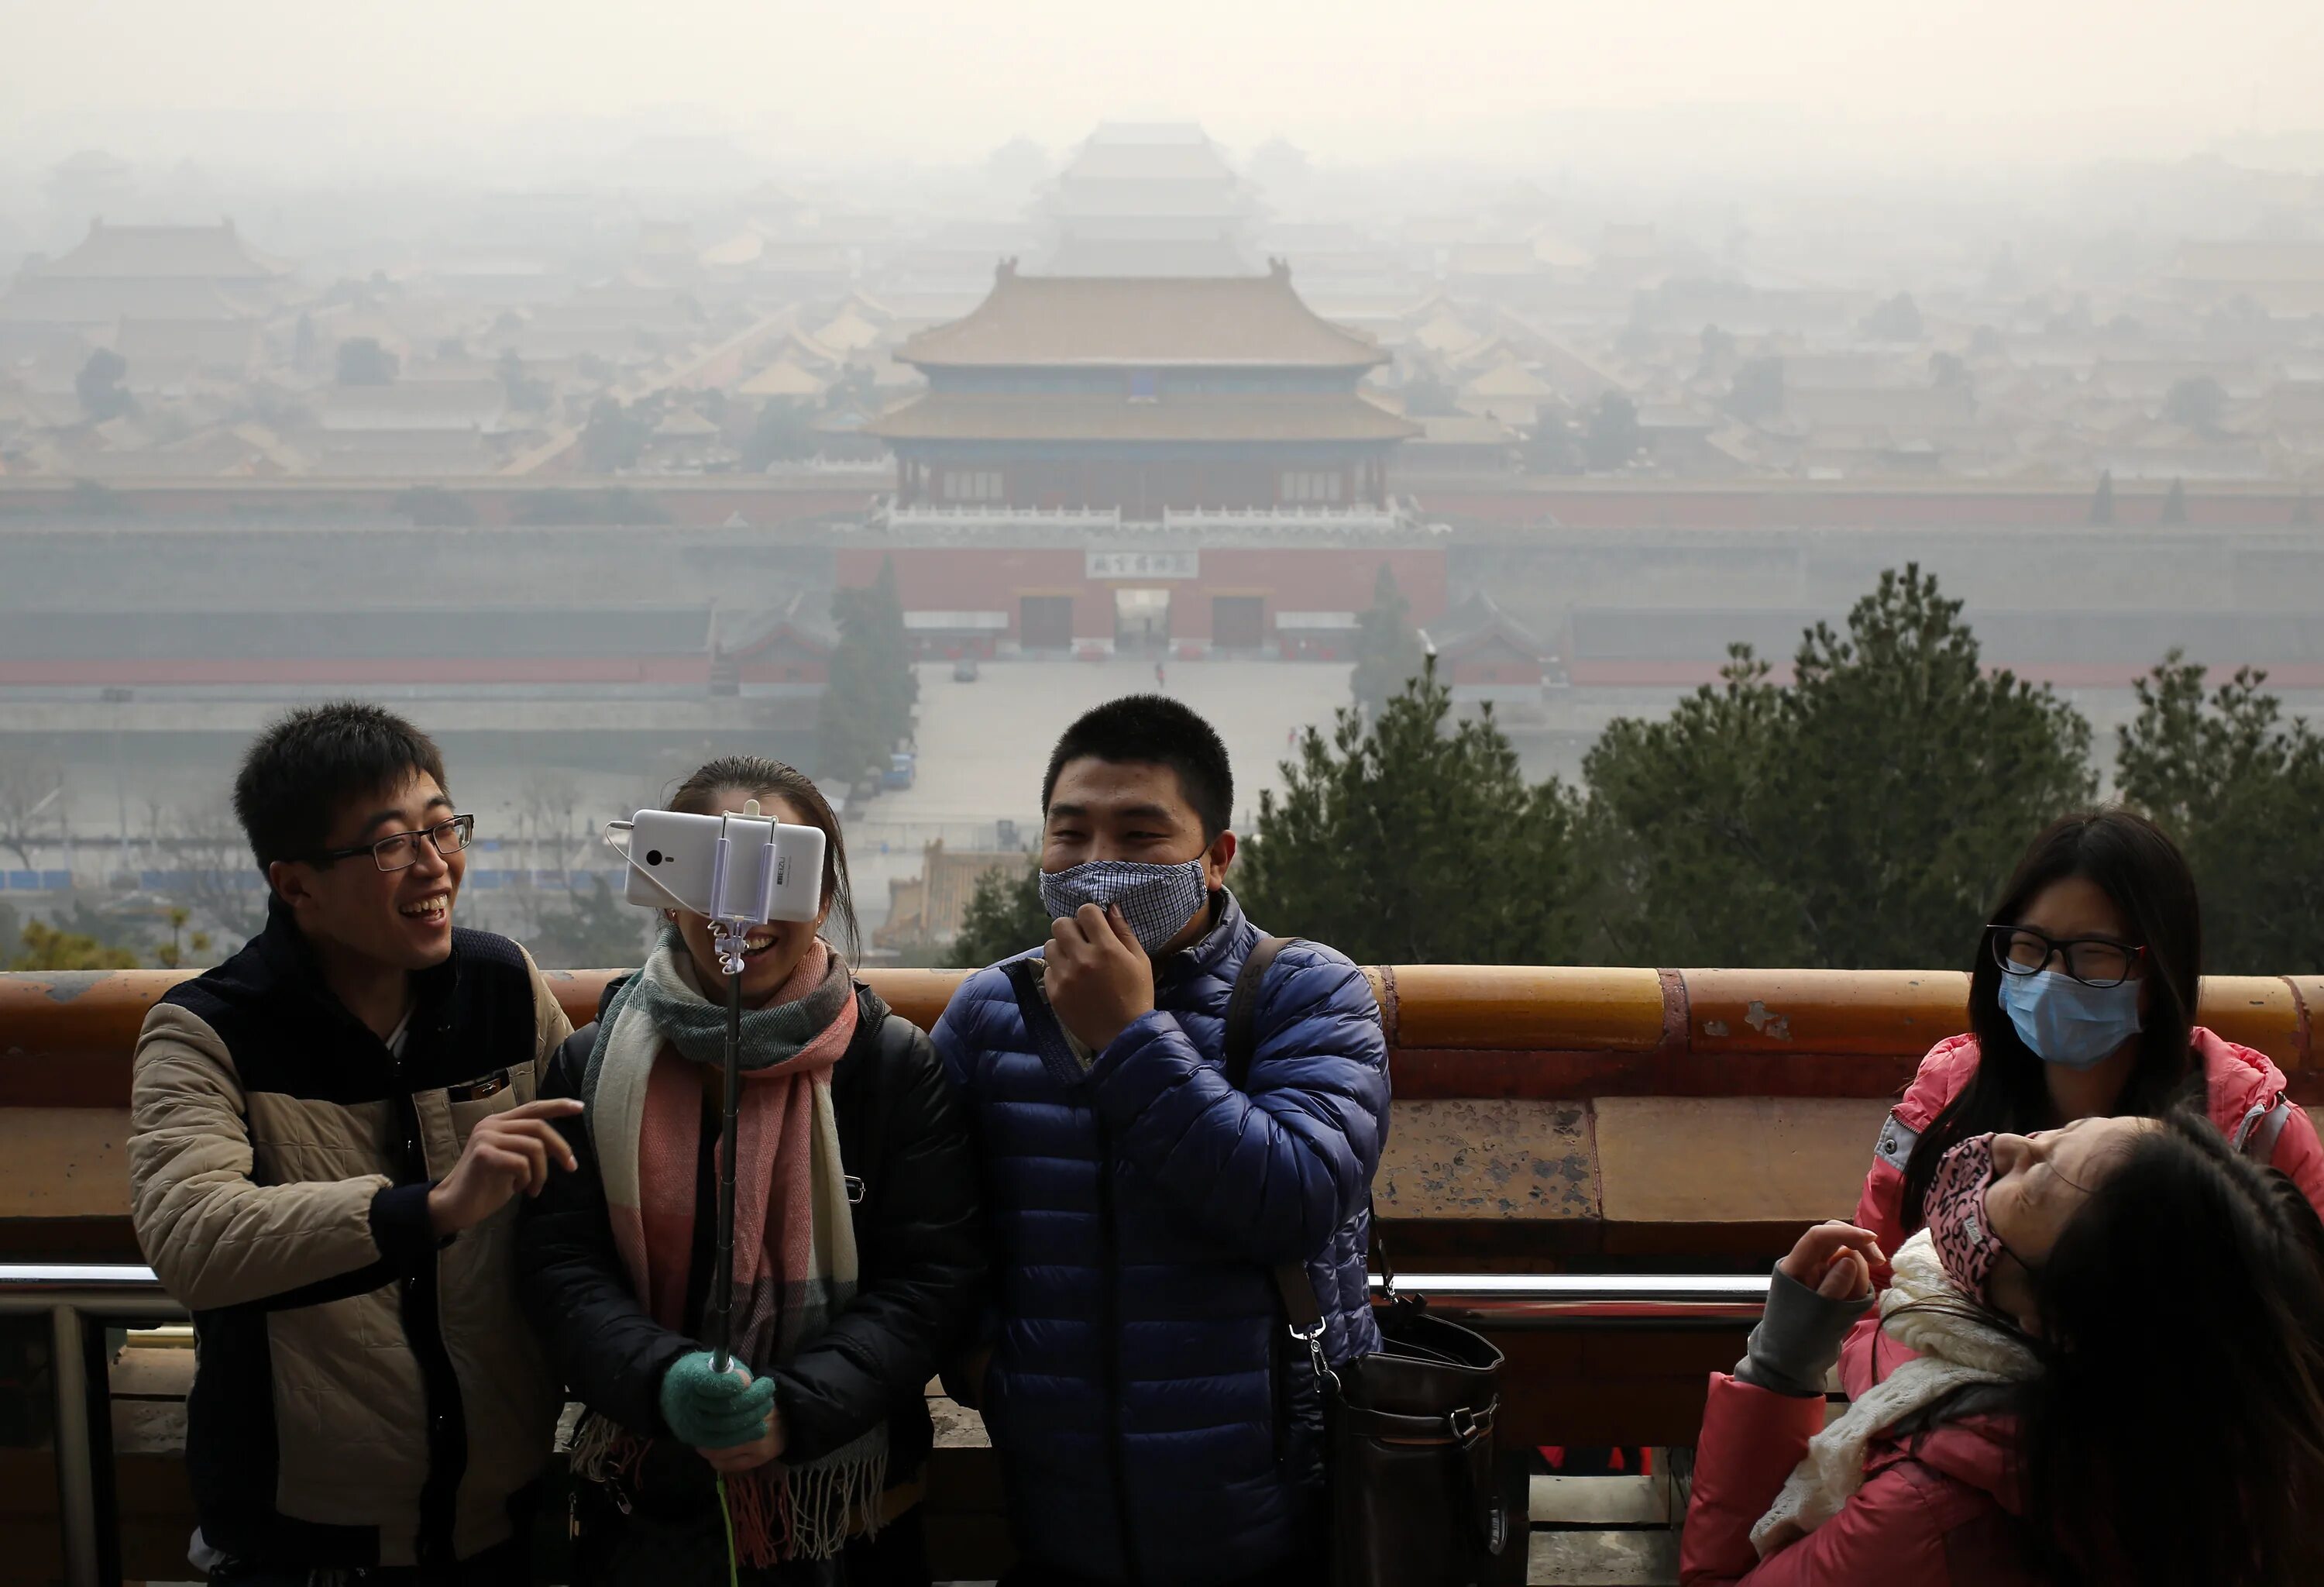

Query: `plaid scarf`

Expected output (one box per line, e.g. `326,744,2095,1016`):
572,931,887,1565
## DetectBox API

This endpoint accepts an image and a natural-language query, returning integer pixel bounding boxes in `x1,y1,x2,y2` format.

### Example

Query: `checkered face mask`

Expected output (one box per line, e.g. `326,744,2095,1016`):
1039,858,1209,955
1926,1133,2009,1304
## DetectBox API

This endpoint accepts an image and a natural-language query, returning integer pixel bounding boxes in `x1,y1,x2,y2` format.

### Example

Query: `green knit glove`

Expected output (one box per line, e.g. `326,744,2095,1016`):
658,1351,775,1449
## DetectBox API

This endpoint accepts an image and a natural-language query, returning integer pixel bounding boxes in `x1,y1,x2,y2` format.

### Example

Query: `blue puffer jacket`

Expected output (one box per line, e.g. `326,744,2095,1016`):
933,892,1390,1587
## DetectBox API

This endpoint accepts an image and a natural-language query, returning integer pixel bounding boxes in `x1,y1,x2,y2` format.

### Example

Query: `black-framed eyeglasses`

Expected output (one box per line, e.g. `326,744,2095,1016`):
314,814,475,873
1986,924,2145,990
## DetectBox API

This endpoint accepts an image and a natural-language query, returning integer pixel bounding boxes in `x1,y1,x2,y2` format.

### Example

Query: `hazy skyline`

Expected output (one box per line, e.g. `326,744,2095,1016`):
5,0,2322,181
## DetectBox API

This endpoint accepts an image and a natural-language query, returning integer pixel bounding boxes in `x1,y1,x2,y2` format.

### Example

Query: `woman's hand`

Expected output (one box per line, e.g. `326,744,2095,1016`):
659,1352,775,1450
1778,1220,1882,1302
699,1406,786,1474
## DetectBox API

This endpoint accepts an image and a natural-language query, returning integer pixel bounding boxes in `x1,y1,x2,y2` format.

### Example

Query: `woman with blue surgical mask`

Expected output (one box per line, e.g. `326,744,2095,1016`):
1855,808,2324,1273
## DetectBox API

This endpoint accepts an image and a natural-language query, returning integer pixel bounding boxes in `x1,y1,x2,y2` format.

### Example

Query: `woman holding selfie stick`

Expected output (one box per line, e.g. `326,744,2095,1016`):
517,756,985,1586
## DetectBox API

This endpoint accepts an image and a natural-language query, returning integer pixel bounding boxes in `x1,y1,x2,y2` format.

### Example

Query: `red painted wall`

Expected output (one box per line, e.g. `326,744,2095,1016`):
1422,486,2313,530
5,480,2309,530
737,658,829,684
0,482,873,528
0,658,714,687
1451,659,1545,685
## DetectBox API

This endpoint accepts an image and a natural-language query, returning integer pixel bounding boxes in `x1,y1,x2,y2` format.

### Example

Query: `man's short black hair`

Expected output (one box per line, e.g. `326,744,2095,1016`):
1041,694,1234,839
233,702,449,873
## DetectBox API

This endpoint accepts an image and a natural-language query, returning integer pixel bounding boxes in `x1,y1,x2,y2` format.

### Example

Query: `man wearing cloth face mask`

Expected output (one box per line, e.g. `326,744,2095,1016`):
933,695,1389,1587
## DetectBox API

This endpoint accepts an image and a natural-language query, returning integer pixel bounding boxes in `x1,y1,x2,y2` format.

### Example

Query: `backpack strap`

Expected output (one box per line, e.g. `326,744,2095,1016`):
1223,934,1293,1090
1001,958,1092,1092
1226,937,1336,1345
2239,1098,2295,1169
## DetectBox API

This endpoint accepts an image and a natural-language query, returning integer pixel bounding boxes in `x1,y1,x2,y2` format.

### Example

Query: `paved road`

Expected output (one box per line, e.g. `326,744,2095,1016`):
867,656,1356,832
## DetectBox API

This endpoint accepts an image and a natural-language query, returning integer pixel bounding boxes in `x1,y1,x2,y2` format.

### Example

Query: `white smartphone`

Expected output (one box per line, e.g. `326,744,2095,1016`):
618,809,827,924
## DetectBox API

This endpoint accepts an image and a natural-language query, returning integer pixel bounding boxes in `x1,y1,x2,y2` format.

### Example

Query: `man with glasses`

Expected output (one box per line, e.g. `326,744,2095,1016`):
129,702,583,1585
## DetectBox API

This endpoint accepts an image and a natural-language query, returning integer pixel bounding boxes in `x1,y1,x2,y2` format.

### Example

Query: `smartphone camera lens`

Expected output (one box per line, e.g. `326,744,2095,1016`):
645,849,664,866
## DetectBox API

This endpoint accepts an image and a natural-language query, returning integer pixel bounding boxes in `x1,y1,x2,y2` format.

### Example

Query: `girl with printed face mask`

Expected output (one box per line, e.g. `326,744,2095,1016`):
1682,1111,2324,1587
1854,808,2324,1270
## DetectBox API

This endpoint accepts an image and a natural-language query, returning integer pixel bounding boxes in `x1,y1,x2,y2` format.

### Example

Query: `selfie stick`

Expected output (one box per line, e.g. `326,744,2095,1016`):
598,804,782,1374
700,802,782,1375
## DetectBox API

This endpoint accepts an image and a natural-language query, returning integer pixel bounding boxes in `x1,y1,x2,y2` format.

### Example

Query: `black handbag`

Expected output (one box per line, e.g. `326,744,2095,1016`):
1224,938,1521,1587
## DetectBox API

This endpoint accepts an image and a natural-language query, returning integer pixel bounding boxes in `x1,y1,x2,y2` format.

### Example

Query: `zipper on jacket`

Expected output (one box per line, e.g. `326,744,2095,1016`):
1095,1125,1144,1587
391,1062,470,1569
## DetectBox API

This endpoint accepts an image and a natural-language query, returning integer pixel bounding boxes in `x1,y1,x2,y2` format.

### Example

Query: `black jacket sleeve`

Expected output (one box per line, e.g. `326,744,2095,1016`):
513,1024,693,1438
772,1013,987,1464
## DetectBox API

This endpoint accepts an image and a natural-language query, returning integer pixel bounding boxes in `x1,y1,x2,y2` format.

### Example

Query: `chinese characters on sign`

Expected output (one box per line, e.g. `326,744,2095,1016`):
1085,549,1200,580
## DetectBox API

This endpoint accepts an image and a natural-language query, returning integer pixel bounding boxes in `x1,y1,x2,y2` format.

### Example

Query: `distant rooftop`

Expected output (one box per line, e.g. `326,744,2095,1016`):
30,219,290,281
1037,122,1259,277
0,276,255,325
2173,240,2324,286
317,380,509,435
1056,123,1242,188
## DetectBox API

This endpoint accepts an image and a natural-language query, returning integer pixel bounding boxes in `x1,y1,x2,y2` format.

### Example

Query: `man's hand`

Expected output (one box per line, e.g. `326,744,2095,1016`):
426,1098,585,1235
1046,903,1154,1052
1777,1220,1882,1302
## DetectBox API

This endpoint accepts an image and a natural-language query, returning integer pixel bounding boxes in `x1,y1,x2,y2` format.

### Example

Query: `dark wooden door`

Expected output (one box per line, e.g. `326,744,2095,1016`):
1212,594,1265,651
1020,595,1074,649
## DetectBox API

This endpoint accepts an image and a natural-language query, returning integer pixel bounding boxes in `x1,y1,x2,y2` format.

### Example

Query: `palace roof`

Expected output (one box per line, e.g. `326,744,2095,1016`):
894,260,1387,370
1041,237,1257,277
865,390,1418,444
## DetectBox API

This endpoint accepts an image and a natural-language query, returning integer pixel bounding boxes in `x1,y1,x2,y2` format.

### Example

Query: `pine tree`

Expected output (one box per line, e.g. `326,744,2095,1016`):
1239,659,1600,966
2117,655,2324,973
1586,566,2095,968
1349,566,1426,719
865,557,918,748
2089,470,2116,526
11,919,142,971
949,865,1052,968
816,559,919,785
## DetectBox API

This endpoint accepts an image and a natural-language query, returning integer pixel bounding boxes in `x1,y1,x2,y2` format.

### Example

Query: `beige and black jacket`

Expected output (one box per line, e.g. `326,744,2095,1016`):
129,904,572,1572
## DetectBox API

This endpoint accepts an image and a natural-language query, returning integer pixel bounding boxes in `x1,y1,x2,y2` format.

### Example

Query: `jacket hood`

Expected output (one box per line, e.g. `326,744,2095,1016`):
1871,1411,2023,1516
1898,1025,2285,1138
2193,1025,2289,1119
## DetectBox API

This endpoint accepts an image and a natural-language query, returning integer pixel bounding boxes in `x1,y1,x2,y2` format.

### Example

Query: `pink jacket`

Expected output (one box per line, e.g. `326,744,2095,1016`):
1855,1026,2324,1265
1680,1317,2044,1586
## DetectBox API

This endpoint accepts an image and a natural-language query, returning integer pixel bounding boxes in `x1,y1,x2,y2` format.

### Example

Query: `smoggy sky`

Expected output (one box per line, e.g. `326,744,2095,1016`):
5,0,2320,176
